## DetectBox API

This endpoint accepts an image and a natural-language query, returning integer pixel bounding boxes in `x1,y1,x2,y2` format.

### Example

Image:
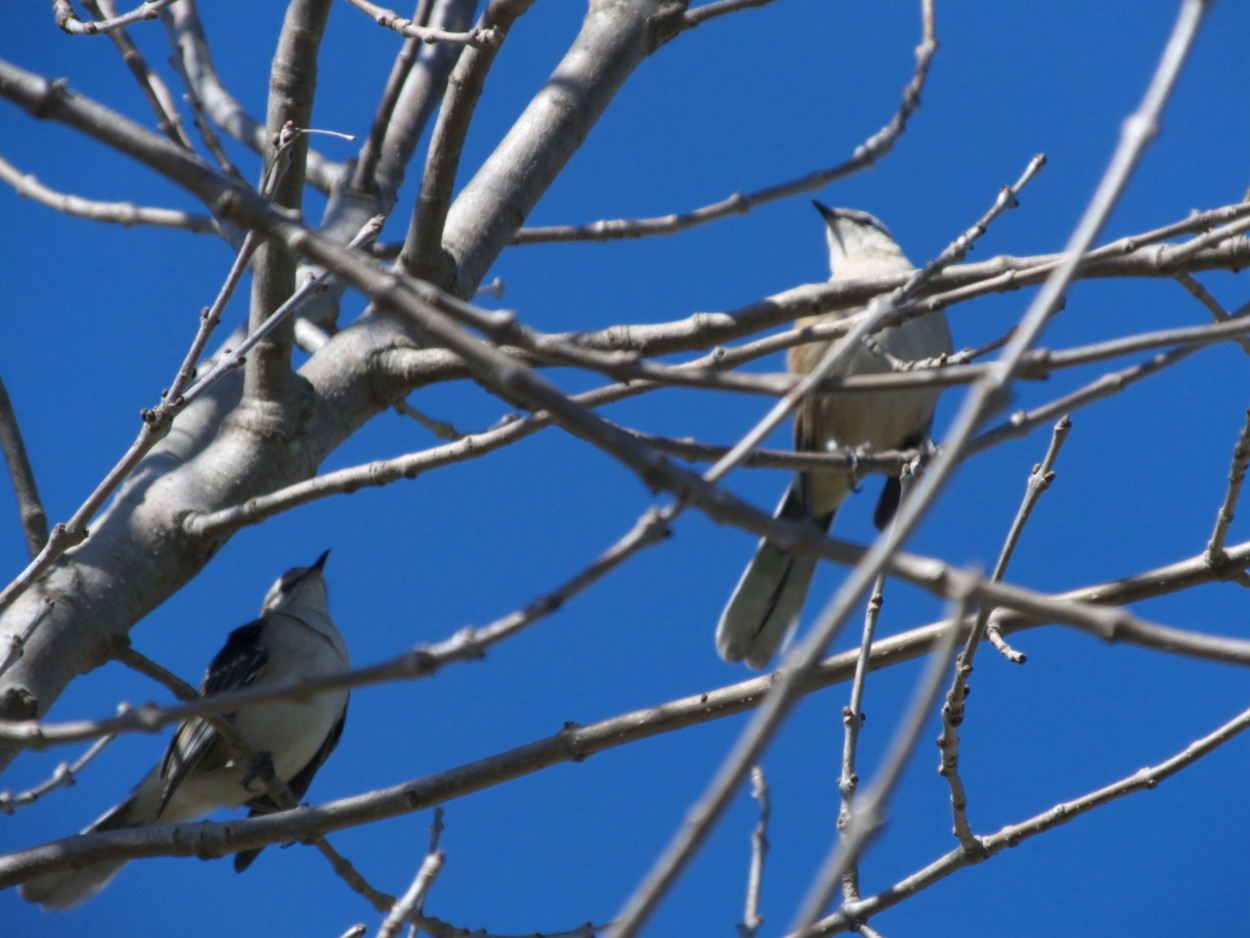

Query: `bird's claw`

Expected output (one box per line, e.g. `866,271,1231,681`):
241,751,276,792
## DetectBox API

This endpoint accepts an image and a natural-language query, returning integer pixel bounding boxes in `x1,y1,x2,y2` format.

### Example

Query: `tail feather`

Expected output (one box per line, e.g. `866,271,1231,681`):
717,484,834,669
18,768,166,911
18,856,127,912
17,787,149,911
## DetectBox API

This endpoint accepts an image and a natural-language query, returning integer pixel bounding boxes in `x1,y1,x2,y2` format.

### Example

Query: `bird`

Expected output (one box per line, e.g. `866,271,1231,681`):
716,204,952,669
20,551,350,911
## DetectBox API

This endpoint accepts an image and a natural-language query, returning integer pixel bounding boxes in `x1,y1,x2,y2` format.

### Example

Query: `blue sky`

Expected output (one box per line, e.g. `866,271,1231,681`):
3,1,1250,935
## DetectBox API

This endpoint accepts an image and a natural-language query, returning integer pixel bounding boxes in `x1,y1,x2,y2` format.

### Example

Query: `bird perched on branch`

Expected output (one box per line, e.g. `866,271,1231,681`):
716,204,951,669
21,551,350,910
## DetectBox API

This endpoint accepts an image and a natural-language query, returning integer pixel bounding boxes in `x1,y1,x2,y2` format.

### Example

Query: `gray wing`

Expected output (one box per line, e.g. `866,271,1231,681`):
158,620,268,815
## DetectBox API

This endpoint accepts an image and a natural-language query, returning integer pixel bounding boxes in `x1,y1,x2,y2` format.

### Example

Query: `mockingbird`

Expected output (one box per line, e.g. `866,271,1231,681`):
21,550,350,910
716,204,952,669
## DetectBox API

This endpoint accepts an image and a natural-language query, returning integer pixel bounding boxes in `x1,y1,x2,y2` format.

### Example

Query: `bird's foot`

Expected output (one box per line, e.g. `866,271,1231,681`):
240,751,276,792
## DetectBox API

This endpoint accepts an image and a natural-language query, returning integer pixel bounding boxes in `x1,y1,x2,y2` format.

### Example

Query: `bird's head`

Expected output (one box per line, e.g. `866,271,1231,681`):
261,549,331,616
812,201,909,279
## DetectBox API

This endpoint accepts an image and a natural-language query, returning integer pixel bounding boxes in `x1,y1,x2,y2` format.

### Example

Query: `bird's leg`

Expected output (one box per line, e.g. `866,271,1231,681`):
240,751,276,792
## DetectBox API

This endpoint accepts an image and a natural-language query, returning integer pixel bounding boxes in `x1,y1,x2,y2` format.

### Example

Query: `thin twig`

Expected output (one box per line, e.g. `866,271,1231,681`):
164,11,248,184
967,343,1197,457
808,692,1250,936
345,0,503,47
736,766,770,938
54,0,177,35
1205,408,1250,572
1174,273,1250,355
83,0,194,149
683,0,780,29
940,419,1071,856
792,604,966,935
377,850,445,938
0,731,115,815
0,377,48,558
0,155,217,234
515,0,938,244
983,416,1072,658
837,463,918,905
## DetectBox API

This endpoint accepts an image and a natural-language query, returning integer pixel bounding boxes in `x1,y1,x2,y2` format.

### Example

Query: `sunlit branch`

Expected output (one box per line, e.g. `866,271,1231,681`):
0,155,217,234
54,0,176,35
345,0,503,46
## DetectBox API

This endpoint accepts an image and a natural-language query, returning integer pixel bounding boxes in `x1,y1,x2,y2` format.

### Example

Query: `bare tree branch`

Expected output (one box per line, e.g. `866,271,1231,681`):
345,0,503,47
1174,272,1250,354
683,0,782,30
1205,408,1250,570
940,418,1070,859
982,417,1072,659
0,154,217,234
735,766,770,938
54,0,176,35
806,693,1250,936
793,603,964,935
439,0,688,295
164,0,345,192
836,466,918,908
376,850,444,938
0,731,114,815
245,0,334,406
83,0,195,149
403,0,537,283
0,378,47,559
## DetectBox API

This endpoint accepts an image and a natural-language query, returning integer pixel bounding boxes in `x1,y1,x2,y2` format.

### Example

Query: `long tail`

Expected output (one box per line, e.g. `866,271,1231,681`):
19,769,165,911
716,483,834,669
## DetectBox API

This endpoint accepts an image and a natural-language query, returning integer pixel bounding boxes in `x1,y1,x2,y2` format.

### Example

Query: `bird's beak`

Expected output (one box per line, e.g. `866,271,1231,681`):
812,199,835,221
312,549,331,572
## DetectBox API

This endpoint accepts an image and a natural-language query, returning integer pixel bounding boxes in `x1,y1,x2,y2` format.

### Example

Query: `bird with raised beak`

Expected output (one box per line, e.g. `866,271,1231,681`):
716,205,952,669
21,551,350,910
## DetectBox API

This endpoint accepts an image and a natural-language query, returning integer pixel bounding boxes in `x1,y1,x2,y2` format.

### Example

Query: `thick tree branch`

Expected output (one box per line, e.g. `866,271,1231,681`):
246,0,334,405
164,0,344,193
402,0,537,283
